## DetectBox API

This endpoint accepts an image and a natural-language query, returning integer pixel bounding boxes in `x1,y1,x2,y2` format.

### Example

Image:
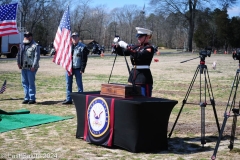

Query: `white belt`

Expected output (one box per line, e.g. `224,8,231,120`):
133,65,150,69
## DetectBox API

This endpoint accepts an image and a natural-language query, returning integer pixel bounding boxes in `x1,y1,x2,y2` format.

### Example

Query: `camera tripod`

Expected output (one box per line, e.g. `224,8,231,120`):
168,56,220,147
211,64,240,160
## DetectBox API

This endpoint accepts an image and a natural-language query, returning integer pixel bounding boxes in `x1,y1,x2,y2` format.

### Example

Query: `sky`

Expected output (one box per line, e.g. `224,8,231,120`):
228,3,240,17
91,0,240,18
91,0,149,10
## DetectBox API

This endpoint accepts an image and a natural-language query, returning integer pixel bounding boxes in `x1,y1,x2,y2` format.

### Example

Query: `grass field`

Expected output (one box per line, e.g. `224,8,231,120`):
0,52,240,160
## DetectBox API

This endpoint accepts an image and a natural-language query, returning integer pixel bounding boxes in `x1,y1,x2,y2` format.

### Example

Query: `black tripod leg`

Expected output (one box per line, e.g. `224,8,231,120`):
229,112,237,150
201,103,206,146
211,98,220,133
211,113,229,160
168,66,200,138
211,69,239,159
205,68,220,133
108,53,118,84
229,71,240,149
200,67,207,146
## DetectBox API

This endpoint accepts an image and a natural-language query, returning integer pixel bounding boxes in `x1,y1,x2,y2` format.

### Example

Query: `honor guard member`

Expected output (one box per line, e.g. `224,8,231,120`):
17,32,40,104
113,27,154,97
62,32,89,105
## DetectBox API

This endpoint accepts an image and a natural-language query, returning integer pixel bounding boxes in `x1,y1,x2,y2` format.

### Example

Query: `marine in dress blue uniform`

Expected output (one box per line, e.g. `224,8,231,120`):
17,32,40,104
113,27,154,97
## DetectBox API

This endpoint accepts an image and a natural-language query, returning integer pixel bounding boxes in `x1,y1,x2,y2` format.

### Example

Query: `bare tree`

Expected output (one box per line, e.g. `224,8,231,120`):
2,0,236,52
149,0,238,51
18,0,65,46
71,0,91,38
0,0,14,5
113,5,140,44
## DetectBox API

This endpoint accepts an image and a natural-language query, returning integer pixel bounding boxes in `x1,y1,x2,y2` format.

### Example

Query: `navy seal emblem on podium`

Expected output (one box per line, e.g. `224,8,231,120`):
84,95,115,146
87,97,109,137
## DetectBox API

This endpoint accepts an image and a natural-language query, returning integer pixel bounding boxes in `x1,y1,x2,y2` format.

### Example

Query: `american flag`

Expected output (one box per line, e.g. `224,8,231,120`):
52,6,72,75
0,80,7,94
0,3,18,37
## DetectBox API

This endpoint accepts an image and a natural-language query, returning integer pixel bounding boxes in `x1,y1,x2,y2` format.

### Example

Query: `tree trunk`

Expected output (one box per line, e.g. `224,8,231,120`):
187,24,194,52
187,0,196,52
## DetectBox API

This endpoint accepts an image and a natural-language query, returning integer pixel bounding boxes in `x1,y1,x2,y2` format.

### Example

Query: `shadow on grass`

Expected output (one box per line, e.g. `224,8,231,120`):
84,135,236,155
37,100,65,105
0,99,71,106
158,135,234,154
0,98,22,101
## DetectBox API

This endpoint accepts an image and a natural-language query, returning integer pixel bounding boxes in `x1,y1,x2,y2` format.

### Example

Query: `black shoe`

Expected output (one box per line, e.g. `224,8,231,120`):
28,100,36,104
22,100,29,104
62,100,72,105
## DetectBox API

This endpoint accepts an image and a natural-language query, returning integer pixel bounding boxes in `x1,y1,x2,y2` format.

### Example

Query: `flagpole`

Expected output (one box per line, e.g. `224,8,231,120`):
18,1,22,43
17,0,20,29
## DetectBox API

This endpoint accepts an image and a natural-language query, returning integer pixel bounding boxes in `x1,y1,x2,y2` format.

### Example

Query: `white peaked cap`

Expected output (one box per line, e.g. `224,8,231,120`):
135,27,152,35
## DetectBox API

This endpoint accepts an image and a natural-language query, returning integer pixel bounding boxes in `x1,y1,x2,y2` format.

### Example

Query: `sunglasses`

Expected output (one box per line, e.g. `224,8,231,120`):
137,34,147,38
24,34,30,38
71,35,79,39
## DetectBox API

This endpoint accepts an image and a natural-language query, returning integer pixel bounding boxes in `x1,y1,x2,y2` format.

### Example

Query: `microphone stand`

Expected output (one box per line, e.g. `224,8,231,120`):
108,53,118,84
108,47,131,83
122,49,131,75
121,48,137,95
107,46,137,95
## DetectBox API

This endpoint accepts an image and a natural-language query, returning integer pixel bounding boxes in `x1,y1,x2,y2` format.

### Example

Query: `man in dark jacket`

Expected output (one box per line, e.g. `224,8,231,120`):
62,32,89,104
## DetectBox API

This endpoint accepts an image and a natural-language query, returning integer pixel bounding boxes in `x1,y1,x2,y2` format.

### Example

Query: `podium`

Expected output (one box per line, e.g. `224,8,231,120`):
71,91,178,152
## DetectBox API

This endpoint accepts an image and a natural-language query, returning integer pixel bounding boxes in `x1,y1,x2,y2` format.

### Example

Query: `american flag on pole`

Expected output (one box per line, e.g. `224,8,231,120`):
52,6,72,75
0,80,7,94
0,3,19,37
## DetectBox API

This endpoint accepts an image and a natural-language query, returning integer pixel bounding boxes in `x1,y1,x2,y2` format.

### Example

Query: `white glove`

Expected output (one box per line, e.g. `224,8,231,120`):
118,40,128,49
113,37,120,43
